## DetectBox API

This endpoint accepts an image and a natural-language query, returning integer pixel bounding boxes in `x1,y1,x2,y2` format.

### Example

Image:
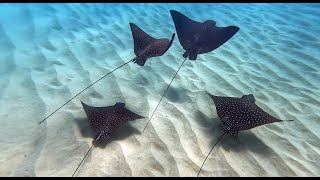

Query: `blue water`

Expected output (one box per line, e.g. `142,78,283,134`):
0,3,319,177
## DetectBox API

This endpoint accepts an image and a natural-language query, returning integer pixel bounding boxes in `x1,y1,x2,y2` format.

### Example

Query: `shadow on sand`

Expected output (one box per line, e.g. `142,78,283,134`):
73,117,141,148
194,110,272,156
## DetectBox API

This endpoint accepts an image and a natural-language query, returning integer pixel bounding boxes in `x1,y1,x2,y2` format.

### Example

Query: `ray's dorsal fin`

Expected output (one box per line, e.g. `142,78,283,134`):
130,22,157,56
241,94,255,103
115,102,125,108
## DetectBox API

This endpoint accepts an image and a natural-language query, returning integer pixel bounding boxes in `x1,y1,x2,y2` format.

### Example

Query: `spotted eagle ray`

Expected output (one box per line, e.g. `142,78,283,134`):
130,23,175,66
72,101,144,177
38,23,174,124
142,10,239,132
197,92,294,177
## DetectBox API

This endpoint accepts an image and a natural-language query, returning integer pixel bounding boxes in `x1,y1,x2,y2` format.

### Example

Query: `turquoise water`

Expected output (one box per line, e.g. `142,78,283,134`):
0,3,319,177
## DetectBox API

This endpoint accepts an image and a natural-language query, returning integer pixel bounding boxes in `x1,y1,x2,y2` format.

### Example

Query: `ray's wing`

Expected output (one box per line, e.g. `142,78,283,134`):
206,92,243,120
239,102,282,130
81,101,113,135
170,10,204,51
114,103,145,123
198,25,239,54
130,23,157,56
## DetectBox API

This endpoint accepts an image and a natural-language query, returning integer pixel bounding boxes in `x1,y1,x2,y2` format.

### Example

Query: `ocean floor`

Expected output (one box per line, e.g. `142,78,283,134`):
0,3,319,177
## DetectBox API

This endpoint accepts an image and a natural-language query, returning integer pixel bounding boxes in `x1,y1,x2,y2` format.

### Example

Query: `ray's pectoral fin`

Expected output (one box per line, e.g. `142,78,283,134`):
133,57,147,66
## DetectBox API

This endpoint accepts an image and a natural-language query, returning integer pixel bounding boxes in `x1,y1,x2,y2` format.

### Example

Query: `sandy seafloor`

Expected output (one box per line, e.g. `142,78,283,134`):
0,3,319,177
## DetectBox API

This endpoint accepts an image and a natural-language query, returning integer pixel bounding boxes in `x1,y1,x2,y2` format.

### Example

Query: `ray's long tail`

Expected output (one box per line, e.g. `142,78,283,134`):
196,118,294,176
72,132,103,177
142,56,188,133
38,59,133,124
197,132,226,177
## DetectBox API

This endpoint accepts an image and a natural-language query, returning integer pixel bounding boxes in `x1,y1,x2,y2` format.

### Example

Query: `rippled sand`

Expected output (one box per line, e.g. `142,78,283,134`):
0,3,319,177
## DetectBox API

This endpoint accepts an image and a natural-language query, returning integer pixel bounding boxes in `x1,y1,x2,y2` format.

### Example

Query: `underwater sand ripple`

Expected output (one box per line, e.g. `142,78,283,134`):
0,3,319,177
